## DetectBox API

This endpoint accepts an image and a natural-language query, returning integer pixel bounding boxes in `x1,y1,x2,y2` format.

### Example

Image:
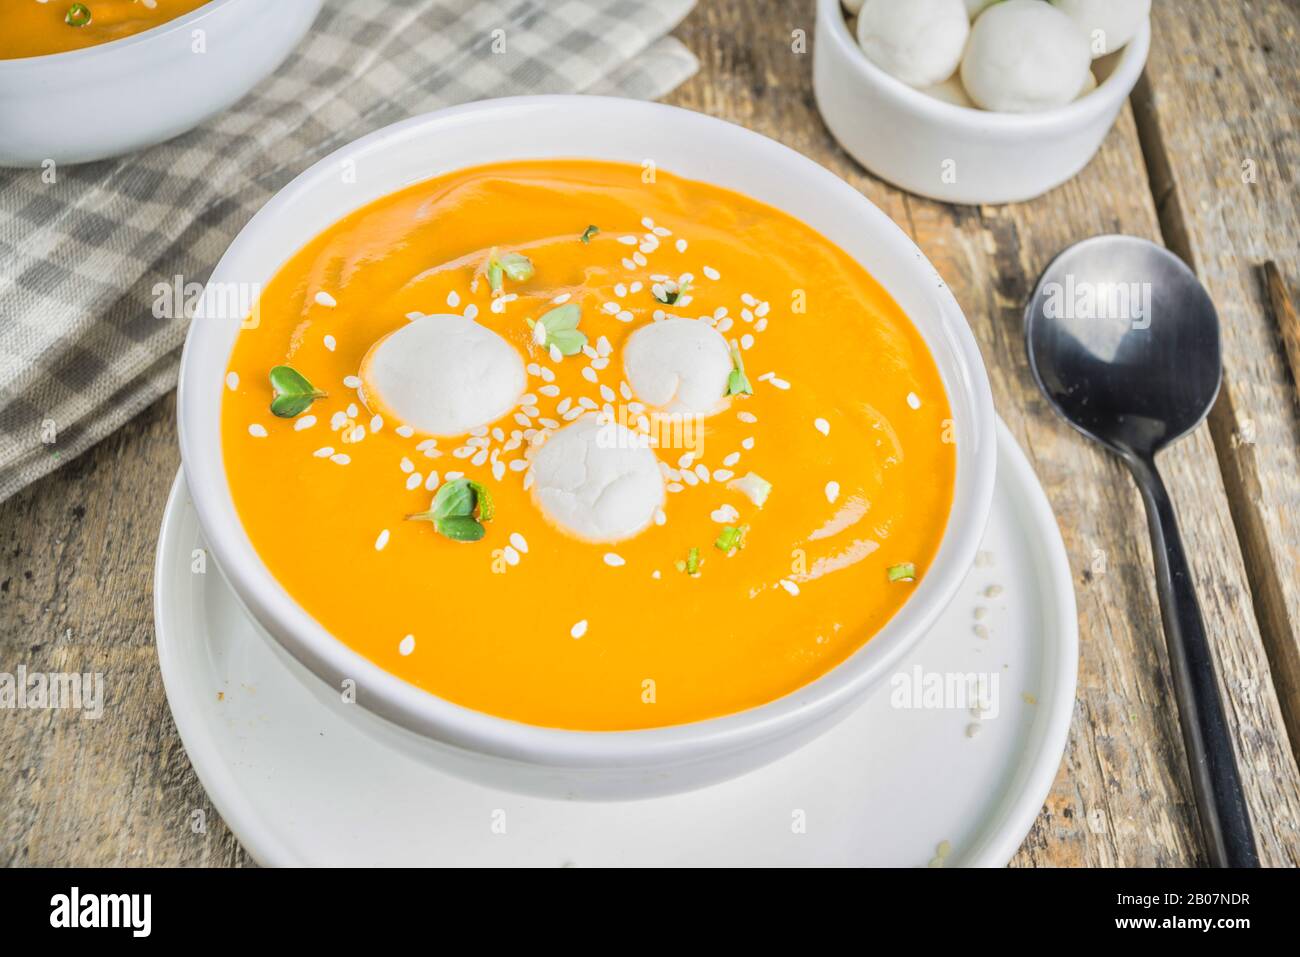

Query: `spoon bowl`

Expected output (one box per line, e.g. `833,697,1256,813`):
1025,234,1258,868
1026,235,1222,458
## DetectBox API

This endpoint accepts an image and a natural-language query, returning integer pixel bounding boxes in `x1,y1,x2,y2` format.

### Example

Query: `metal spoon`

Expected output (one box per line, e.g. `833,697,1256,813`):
1024,235,1259,867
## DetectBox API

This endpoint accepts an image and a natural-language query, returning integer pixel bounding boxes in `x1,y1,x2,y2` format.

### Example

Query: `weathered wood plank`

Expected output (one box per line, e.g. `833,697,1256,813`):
0,394,251,866
1132,0,1300,772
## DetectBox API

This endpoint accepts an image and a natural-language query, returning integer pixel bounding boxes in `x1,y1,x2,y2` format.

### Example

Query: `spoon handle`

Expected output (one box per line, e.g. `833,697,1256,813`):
1129,453,1259,867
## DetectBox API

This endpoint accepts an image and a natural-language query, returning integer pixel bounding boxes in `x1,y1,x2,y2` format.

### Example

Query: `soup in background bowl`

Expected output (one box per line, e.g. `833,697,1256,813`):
0,0,212,60
178,96,996,799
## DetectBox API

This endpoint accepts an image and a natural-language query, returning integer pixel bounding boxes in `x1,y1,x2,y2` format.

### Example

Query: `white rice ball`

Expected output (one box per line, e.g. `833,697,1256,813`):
921,75,975,108
1052,0,1151,58
530,416,665,543
359,314,524,436
623,317,733,415
856,0,970,88
1078,69,1098,99
961,0,1091,113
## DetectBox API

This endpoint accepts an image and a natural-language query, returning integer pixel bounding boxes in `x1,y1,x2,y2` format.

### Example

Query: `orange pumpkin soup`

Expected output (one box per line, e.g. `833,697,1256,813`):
220,160,955,731
0,0,210,59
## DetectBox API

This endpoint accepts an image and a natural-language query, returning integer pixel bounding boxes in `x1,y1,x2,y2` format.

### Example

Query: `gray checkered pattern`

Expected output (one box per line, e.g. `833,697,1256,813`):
0,0,697,502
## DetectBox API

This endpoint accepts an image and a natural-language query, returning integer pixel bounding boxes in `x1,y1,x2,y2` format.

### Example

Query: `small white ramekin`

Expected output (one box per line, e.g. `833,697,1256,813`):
0,0,321,167
813,0,1150,205
177,95,997,800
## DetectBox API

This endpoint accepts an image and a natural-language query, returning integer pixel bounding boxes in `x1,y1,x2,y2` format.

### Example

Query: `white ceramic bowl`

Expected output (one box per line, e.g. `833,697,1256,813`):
813,0,1150,205
177,95,997,801
0,0,321,168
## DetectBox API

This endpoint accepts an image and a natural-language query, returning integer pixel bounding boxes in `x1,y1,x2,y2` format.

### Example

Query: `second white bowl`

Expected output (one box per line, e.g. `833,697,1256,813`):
0,0,321,167
813,0,1150,205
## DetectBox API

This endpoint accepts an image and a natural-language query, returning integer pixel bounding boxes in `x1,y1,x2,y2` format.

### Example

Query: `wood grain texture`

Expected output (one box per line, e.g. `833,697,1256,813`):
1,0,1298,867
1131,0,1300,772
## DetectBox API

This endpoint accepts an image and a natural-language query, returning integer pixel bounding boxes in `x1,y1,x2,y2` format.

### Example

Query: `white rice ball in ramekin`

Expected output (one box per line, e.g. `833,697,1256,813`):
855,0,970,88
961,0,1092,113
922,75,976,109
1052,0,1151,58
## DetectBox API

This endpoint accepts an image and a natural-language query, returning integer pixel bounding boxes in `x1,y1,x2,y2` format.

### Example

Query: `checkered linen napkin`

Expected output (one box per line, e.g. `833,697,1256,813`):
0,0,698,503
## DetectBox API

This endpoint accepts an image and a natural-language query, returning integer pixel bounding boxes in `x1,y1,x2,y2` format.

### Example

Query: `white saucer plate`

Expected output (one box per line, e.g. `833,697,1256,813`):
154,419,1077,866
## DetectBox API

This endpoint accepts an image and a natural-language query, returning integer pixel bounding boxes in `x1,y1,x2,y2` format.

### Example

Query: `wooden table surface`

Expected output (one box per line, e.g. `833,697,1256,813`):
2,0,1298,867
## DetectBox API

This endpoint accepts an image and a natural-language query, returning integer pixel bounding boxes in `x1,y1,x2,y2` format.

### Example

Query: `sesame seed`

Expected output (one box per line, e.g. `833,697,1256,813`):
314,291,337,308
711,504,740,523
399,634,415,656
330,453,351,465
225,371,239,390
741,437,755,450
294,415,317,432
510,533,528,553
503,546,520,566
582,367,598,383
323,334,336,352
675,239,687,253
248,424,267,438
405,473,423,490
313,447,334,458
907,392,922,410
375,529,390,551
570,620,588,639
713,469,734,482
703,265,720,280
446,290,460,308
738,411,758,424
396,425,414,438
825,481,840,504
492,460,505,481
551,292,571,304
463,304,479,320
603,553,625,567
425,472,440,491
814,418,830,436
779,579,800,596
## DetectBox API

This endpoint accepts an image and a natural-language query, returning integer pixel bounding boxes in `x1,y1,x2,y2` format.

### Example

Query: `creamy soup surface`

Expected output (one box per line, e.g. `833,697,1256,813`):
221,160,956,731
0,0,210,59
